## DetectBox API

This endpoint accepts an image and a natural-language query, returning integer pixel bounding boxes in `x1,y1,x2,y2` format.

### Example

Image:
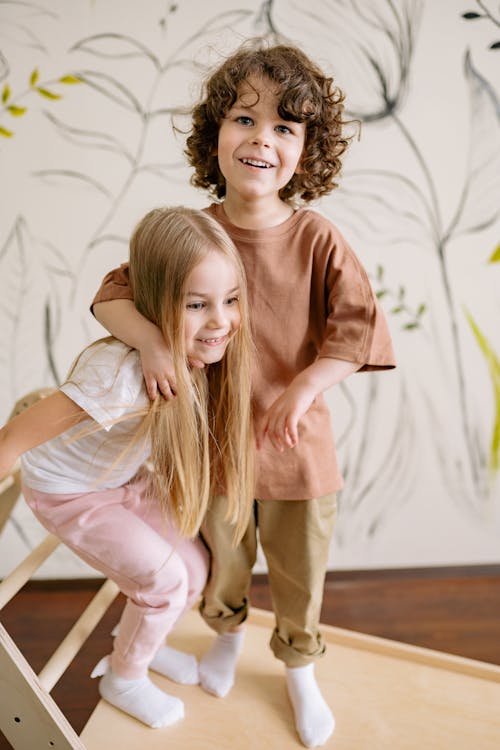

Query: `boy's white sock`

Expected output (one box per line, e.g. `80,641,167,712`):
286,663,335,748
199,630,244,698
98,670,184,729
149,645,199,685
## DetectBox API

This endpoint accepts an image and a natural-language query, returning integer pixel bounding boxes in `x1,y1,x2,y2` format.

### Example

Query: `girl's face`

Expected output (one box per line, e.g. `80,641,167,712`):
217,75,306,207
183,250,242,365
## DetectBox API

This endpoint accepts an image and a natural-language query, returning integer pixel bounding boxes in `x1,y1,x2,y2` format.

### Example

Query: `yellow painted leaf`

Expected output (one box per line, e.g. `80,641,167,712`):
464,308,500,474
30,68,39,87
488,244,500,263
0,125,14,137
7,105,27,117
36,87,62,100
59,75,82,84
2,84,10,103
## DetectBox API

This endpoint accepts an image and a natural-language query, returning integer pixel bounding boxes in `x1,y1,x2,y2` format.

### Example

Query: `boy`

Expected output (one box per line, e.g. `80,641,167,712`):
91,41,395,748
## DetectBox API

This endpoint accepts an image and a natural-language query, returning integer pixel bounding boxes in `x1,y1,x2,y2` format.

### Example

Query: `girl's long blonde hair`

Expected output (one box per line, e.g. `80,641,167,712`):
129,206,254,543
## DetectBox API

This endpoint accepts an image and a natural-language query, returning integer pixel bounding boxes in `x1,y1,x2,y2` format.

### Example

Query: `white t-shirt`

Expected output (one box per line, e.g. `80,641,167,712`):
21,339,150,493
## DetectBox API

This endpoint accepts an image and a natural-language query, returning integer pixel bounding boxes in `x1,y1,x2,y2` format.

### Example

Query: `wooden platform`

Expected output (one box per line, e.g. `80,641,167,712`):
80,608,500,750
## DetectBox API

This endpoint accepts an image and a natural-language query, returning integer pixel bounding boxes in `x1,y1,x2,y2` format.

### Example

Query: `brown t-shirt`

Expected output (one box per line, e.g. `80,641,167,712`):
92,204,396,499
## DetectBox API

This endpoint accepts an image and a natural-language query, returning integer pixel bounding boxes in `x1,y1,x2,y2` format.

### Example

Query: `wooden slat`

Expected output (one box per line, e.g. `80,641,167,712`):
38,579,120,693
0,535,60,610
0,465,21,535
0,623,86,750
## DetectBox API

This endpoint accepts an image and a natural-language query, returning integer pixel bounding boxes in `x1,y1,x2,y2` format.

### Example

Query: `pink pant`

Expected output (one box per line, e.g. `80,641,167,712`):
22,481,209,679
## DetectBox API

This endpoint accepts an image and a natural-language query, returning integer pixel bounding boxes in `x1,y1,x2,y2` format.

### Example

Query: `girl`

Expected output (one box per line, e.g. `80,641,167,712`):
0,206,254,729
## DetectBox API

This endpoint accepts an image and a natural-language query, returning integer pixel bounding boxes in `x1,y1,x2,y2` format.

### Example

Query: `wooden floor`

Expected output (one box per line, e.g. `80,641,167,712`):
1,566,499,749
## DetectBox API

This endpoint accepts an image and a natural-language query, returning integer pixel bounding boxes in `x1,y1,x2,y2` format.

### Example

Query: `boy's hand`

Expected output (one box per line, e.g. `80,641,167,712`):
140,337,204,401
257,357,360,452
257,381,316,452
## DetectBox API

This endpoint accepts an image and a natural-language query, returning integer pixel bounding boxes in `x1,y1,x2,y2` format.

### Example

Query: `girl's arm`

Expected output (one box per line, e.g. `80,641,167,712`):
0,391,86,479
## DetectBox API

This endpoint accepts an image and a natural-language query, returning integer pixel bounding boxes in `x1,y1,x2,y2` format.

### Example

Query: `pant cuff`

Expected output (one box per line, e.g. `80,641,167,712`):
270,628,326,667
199,600,249,634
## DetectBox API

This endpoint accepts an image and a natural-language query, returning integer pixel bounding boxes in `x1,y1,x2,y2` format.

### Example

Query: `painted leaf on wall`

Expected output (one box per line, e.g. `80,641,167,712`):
0,218,53,414
464,309,500,475
446,52,500,239
70,34,161,69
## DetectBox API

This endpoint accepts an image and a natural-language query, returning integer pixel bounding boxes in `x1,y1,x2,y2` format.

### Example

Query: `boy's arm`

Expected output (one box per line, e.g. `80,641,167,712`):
93,299,178,401
258,357,360,452
92,266,203,400
0,392,86,479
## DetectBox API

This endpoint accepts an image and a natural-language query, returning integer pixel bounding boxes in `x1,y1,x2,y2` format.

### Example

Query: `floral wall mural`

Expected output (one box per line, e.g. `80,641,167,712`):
1,0,499,576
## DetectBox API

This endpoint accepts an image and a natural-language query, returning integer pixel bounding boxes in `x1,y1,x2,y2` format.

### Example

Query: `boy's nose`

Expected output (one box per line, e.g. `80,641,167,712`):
250,128,272,148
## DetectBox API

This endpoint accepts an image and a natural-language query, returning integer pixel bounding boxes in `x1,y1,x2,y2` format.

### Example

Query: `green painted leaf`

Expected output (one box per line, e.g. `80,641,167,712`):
36,88,62,100
464,308,500,474
59,75,82,84
417,303,427,316
2,84,10,103
488,244,500,263
376,289,387,299
7,105,27,117
390,306,403,314
0,125,14,137
403,322,419,330
30,68,39,87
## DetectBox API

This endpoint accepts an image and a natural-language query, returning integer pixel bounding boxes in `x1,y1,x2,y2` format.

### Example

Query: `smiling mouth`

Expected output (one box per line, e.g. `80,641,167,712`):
197,336,227,345
240,158,273,169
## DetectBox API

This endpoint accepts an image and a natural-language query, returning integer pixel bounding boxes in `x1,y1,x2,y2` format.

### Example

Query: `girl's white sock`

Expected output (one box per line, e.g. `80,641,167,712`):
149,645,199,685
199,630,244,698
286,663,335,748
98,670,184,729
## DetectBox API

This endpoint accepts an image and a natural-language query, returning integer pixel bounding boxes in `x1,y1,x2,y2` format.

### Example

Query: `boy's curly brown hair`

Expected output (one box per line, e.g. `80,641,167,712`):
185,39,352,204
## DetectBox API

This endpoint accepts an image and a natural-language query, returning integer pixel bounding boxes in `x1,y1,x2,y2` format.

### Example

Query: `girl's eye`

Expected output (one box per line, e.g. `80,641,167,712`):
225,296,239,306
236,116,253,126
187,302,204,311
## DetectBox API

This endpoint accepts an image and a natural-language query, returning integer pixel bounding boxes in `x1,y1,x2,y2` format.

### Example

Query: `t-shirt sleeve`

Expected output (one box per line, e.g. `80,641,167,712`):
318,231,396,372
60,342,146,430
91,262,133,313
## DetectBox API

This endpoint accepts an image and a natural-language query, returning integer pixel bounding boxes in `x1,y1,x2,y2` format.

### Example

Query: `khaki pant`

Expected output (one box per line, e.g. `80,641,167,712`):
200,493,337,667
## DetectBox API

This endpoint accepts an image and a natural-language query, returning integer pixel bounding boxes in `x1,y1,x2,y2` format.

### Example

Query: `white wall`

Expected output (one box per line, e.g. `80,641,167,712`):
1,0,499,576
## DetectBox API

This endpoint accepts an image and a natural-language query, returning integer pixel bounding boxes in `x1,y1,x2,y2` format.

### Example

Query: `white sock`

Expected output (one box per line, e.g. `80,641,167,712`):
286,663,335,747
149,645,199,685
98,669,184,729
199,630,244,698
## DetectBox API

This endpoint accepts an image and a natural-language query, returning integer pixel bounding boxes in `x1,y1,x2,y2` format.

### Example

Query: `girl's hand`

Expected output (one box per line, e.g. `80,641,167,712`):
257,381,316,452
139,337,204,401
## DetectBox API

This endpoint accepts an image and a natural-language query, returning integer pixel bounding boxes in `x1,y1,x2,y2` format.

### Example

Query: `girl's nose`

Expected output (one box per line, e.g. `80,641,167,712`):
208,305,227,328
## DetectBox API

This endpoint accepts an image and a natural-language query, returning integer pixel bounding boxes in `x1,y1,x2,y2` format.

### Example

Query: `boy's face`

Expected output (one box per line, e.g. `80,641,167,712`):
183,250,241,365
217,75,306,205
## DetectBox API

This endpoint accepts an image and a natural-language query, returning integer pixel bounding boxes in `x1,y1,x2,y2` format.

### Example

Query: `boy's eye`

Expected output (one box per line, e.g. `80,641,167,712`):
236,116,253,126
187,301,204,311
276,124,291,134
